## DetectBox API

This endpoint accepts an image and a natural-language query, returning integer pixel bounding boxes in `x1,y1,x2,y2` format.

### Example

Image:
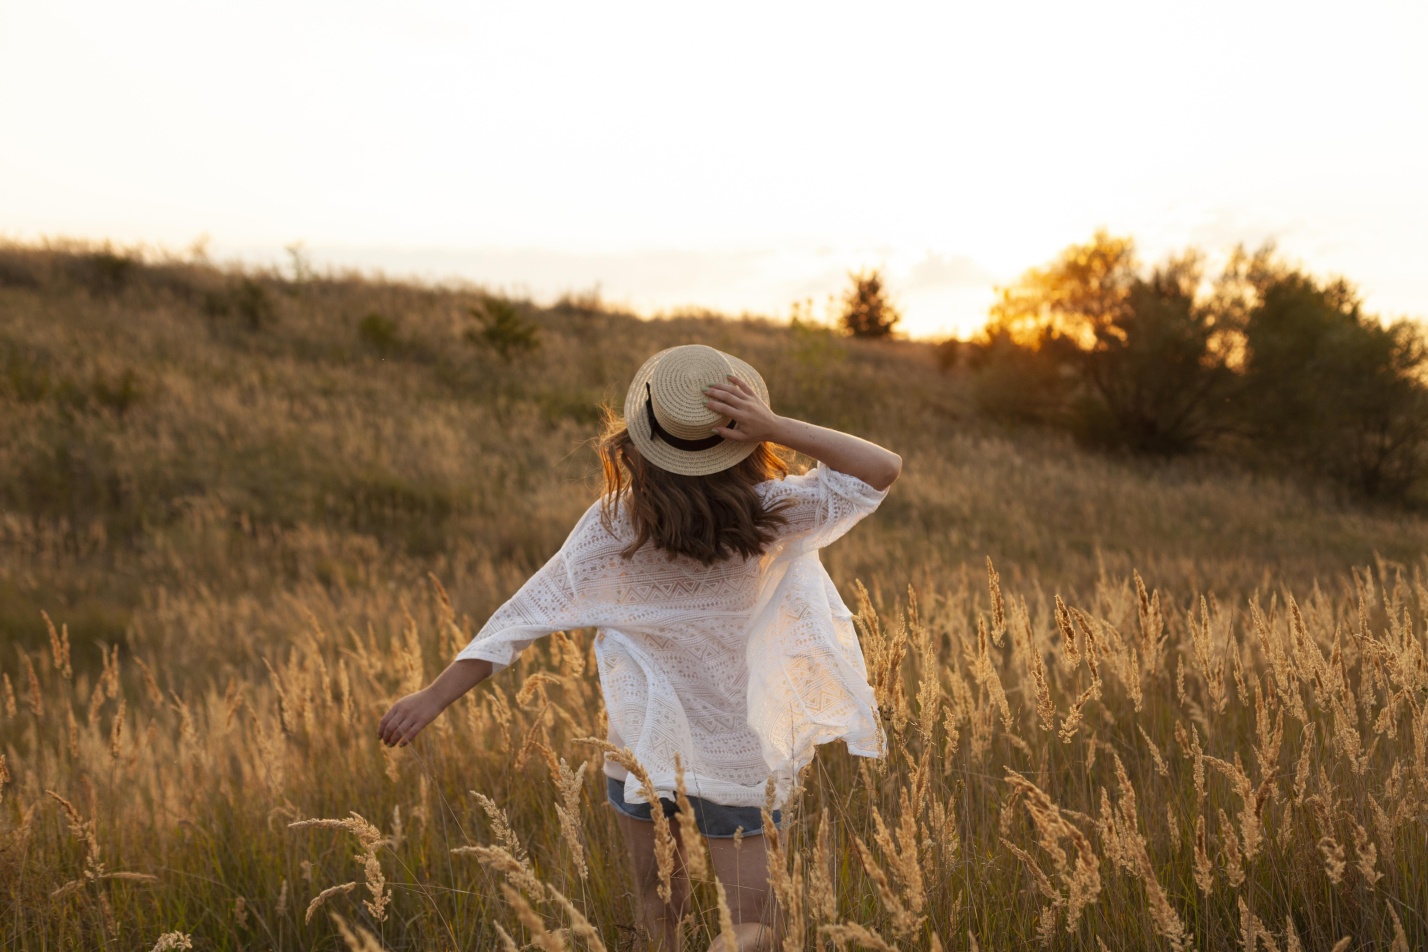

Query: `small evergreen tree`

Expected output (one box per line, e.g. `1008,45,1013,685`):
839,269,901,338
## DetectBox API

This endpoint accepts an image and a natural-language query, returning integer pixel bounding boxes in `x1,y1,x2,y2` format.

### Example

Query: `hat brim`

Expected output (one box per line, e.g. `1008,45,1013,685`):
622,347,770,476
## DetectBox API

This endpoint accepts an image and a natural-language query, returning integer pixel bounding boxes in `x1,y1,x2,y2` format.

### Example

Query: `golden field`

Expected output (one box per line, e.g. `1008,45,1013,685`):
2,244,1427,950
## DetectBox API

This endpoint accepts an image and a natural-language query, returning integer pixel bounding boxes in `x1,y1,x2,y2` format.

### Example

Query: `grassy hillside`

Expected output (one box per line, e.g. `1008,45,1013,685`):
2,243,1427,950
3,243,1424,663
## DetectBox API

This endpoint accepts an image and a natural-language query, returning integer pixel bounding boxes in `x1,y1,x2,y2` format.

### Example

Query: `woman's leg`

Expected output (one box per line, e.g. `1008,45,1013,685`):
704,834,780,952
613,811,691,951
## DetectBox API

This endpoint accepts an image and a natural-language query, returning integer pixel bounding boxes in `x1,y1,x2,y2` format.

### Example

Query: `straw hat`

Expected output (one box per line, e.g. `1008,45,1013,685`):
622,344,770,476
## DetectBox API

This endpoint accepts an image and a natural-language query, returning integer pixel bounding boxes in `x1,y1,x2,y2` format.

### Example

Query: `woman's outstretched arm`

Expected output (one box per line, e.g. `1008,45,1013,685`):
378,657,493,747
703,374,903,490
381,515,590,747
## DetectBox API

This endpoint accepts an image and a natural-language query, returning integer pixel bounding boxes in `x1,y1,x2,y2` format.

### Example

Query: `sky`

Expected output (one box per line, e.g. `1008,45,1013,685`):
2,1,1425,339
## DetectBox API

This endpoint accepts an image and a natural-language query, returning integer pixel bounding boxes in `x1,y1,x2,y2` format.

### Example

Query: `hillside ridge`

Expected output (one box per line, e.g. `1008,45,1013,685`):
2,241,1426,660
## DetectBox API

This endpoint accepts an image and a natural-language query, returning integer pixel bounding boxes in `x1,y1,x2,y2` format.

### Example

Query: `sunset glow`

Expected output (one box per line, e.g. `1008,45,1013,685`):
2,0,1425,338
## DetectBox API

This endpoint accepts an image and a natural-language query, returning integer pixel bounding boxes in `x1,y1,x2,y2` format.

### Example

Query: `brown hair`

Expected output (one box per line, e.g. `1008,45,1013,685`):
596,407,792,564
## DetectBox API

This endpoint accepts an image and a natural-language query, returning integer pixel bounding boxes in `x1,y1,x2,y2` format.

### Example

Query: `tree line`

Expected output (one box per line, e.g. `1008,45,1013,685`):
832,232,1428,503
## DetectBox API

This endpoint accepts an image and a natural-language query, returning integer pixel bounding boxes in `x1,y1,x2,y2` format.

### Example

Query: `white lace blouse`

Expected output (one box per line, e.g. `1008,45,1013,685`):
455,463,890,810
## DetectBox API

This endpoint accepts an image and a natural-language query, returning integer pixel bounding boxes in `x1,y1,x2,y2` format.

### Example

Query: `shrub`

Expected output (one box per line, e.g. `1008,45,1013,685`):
2,343,54,403
551,286,604,317
964,328,1077,425
90,367,143,417
204,278,276,331
358,312,401,355
76,250,136,296
465,297,540,362
0,249,42,289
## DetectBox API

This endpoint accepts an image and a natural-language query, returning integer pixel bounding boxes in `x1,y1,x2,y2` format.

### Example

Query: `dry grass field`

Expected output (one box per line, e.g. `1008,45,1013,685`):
2,243,1427,950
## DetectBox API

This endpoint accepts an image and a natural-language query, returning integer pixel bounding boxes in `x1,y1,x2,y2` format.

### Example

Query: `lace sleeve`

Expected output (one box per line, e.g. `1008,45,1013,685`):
454,509,594,673
765,462,890,555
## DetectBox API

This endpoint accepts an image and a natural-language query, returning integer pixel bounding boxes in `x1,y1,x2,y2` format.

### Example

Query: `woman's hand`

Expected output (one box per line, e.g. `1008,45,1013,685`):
707,373,903,490
377,658,493,747
703,374,785,443
378,688,446,747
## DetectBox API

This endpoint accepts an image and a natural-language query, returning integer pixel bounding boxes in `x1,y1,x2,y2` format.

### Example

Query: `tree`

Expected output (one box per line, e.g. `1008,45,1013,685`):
988,229,1136,348
839,269,901,338
1233,258,1428,498
975,230,1428,498
1080,253,1239,453
983,232,1236,454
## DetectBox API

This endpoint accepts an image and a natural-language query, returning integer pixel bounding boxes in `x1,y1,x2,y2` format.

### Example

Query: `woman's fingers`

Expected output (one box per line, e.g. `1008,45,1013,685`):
385,718,410,746
380,702,413,746
704,383,753,412
398,716,427,746
705,376,759,410
703,395,740,416
706,376,771,441
725,374,755,396
379,693,439,747
706,384,772,442
711,424,754,443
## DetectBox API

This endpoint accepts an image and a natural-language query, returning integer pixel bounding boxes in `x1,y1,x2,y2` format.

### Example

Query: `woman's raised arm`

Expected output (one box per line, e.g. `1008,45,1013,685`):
702,375,903,490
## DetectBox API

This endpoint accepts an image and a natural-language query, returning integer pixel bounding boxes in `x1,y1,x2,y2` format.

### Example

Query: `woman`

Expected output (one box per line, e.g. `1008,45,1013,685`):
379,344,901,951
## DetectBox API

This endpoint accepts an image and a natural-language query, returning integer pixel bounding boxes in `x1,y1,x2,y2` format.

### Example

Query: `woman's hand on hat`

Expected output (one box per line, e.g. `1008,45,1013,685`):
703,374,783,443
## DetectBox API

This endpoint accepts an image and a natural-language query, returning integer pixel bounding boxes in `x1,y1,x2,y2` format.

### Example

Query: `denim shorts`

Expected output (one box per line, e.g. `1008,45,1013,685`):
605,775,783,838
